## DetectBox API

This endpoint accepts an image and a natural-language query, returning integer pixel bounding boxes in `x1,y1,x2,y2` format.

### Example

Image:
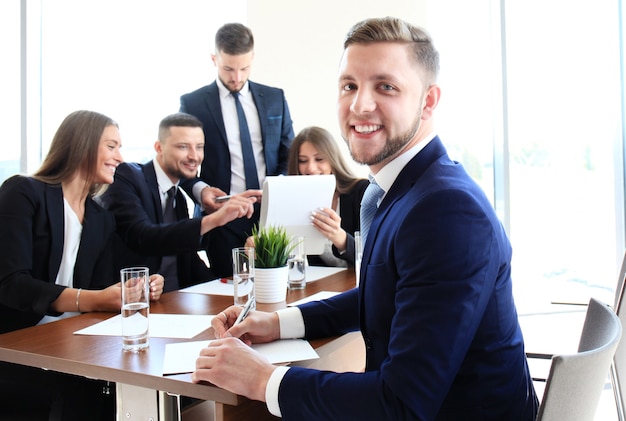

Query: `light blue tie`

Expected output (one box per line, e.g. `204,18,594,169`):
360,180,384,247
233,92,260,190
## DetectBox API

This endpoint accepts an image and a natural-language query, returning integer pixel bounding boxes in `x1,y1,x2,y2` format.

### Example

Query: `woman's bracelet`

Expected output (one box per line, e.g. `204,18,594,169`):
76,288,82,313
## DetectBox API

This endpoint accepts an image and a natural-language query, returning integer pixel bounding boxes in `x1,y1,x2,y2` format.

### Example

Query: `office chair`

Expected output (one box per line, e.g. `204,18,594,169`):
610,250,626,421
536,297,621,421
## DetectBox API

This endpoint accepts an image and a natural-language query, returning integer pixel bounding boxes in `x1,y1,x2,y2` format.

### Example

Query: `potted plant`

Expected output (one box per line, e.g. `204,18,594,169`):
251,225,295,303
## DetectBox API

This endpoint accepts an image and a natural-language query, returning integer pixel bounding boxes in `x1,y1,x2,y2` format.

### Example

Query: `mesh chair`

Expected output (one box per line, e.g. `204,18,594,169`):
537,297,621,421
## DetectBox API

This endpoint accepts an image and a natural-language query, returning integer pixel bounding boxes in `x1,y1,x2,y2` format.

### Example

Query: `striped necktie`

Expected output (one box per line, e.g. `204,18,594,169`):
360,181,384,247
233,92,260,190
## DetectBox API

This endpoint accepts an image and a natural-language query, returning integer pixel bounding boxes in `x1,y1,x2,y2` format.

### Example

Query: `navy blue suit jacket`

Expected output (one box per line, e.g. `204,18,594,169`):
179,80,294,276
280,138,538,420
179,80,294,193
97,162,212,289
0,176,117,333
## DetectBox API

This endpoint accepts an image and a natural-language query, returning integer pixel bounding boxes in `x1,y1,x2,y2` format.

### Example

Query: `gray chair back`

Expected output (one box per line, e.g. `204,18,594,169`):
537,297,622,421
611,250,626,421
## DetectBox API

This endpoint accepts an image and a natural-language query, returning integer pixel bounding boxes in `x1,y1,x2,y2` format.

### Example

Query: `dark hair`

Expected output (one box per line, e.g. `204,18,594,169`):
215,23,254,55
158,112,203,141
344,17,439,84
287,126,365,194
33,110,118,196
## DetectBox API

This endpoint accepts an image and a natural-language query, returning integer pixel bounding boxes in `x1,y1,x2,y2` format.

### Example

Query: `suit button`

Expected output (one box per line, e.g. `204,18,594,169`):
364,337,372,350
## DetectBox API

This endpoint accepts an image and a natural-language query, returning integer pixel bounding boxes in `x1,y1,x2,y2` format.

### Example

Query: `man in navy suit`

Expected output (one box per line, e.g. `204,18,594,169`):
98,113,257,292
179,23,294,277
193,18,539,420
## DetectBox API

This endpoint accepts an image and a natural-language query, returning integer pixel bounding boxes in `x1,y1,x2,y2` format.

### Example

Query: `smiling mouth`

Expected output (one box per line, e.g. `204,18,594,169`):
354,124,382,134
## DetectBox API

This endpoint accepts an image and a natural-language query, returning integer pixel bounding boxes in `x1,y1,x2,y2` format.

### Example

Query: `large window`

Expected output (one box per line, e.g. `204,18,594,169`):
0,1,21,180
431,0,624,312
4,0,625,315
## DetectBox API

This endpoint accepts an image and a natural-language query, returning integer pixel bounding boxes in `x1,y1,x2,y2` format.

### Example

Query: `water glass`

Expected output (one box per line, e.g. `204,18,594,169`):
354,231,363,287
288,236,306,289
120,267,150,351
232,247,255,306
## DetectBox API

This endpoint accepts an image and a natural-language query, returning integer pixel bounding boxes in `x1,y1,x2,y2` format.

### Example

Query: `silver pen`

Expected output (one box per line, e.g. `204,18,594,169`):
233,296,255,326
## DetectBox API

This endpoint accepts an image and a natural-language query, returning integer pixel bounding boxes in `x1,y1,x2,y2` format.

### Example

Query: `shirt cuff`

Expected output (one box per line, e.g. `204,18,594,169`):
265,366,290,417
192,181,210,204
276,307,305,339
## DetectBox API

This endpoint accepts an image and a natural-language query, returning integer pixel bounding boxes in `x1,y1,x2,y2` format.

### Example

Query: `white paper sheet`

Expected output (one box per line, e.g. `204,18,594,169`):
288,291,341,307
179,278,234,296
259,175,336,255
162,339,319,375
305,266,347,283
73,314,214,339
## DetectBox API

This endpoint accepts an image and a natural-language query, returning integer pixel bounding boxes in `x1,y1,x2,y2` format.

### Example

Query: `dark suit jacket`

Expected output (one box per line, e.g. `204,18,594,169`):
179,80,294,276
279,138,538,420
97,162,212,289
0,176,117,334
308,178,369,267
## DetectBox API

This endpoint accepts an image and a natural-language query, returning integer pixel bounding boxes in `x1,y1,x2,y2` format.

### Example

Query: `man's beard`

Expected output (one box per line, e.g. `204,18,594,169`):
349,111,422,167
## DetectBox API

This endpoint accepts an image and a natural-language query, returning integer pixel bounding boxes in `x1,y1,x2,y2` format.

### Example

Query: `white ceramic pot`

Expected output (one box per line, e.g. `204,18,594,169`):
255,266,288,303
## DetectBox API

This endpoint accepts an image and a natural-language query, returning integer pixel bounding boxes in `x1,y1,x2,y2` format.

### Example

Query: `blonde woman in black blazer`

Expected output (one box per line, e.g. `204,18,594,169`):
287,126,368,267
0,110,164,420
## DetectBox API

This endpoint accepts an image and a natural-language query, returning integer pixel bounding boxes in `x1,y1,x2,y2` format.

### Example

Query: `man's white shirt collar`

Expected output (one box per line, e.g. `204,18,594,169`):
153,159,177,197
216,78,250,100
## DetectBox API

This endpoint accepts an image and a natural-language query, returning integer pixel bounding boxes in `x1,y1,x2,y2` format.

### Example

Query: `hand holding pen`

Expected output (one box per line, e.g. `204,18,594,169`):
211,301,281,346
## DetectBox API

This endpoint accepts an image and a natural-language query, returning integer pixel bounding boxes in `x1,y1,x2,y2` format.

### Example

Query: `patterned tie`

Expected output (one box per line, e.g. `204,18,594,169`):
160,186,179,292
360,180,385,247
233,92,260,190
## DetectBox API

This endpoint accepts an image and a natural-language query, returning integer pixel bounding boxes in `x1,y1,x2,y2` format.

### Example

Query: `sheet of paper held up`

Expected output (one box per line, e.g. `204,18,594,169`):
259,175,336,255
74,314,213,339
162,339,319,375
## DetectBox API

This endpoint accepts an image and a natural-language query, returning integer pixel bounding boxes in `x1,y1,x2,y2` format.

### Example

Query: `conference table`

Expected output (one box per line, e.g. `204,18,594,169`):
0,268,364,421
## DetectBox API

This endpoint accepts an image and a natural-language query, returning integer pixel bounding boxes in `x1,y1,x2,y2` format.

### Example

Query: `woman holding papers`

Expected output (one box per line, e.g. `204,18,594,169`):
287,126,368,266
0,110,164,420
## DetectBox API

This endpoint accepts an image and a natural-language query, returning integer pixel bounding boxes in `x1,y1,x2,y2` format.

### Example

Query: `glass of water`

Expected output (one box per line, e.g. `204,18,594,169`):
232,247,255,306
288,236,306,290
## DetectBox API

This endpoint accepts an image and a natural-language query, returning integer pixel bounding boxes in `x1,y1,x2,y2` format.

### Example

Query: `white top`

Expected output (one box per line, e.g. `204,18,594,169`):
38,198,82,325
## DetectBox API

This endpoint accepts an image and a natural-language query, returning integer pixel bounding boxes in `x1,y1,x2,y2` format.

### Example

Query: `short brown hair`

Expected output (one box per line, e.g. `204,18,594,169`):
215,23,254,55
344,17,439,84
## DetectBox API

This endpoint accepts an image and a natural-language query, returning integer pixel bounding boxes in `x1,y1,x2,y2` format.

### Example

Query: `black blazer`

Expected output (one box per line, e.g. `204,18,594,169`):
97,162,213,289
0,176,117,333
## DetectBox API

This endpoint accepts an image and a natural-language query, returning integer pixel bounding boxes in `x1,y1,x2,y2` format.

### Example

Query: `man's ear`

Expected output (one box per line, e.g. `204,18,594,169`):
421,84,441,121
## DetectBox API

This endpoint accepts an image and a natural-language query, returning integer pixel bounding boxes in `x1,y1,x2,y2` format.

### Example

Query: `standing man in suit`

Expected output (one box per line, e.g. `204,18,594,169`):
193,17,539,420
98,113,257,292
179,22,294,277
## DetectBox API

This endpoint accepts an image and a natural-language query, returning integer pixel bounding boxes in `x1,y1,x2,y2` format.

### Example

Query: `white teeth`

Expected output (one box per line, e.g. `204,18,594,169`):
354,125,381,134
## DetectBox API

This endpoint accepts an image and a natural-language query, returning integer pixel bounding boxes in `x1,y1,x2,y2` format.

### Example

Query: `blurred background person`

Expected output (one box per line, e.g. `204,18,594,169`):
0,110,163,420
180,22,293,277
288,126,368,267
98,112,257,292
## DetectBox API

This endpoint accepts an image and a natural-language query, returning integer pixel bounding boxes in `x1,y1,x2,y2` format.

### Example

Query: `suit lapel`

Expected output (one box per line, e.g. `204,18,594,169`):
45,184,64,280
205,82,229,148
143,162,164,223
248,82,269,158
360,137,448,280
